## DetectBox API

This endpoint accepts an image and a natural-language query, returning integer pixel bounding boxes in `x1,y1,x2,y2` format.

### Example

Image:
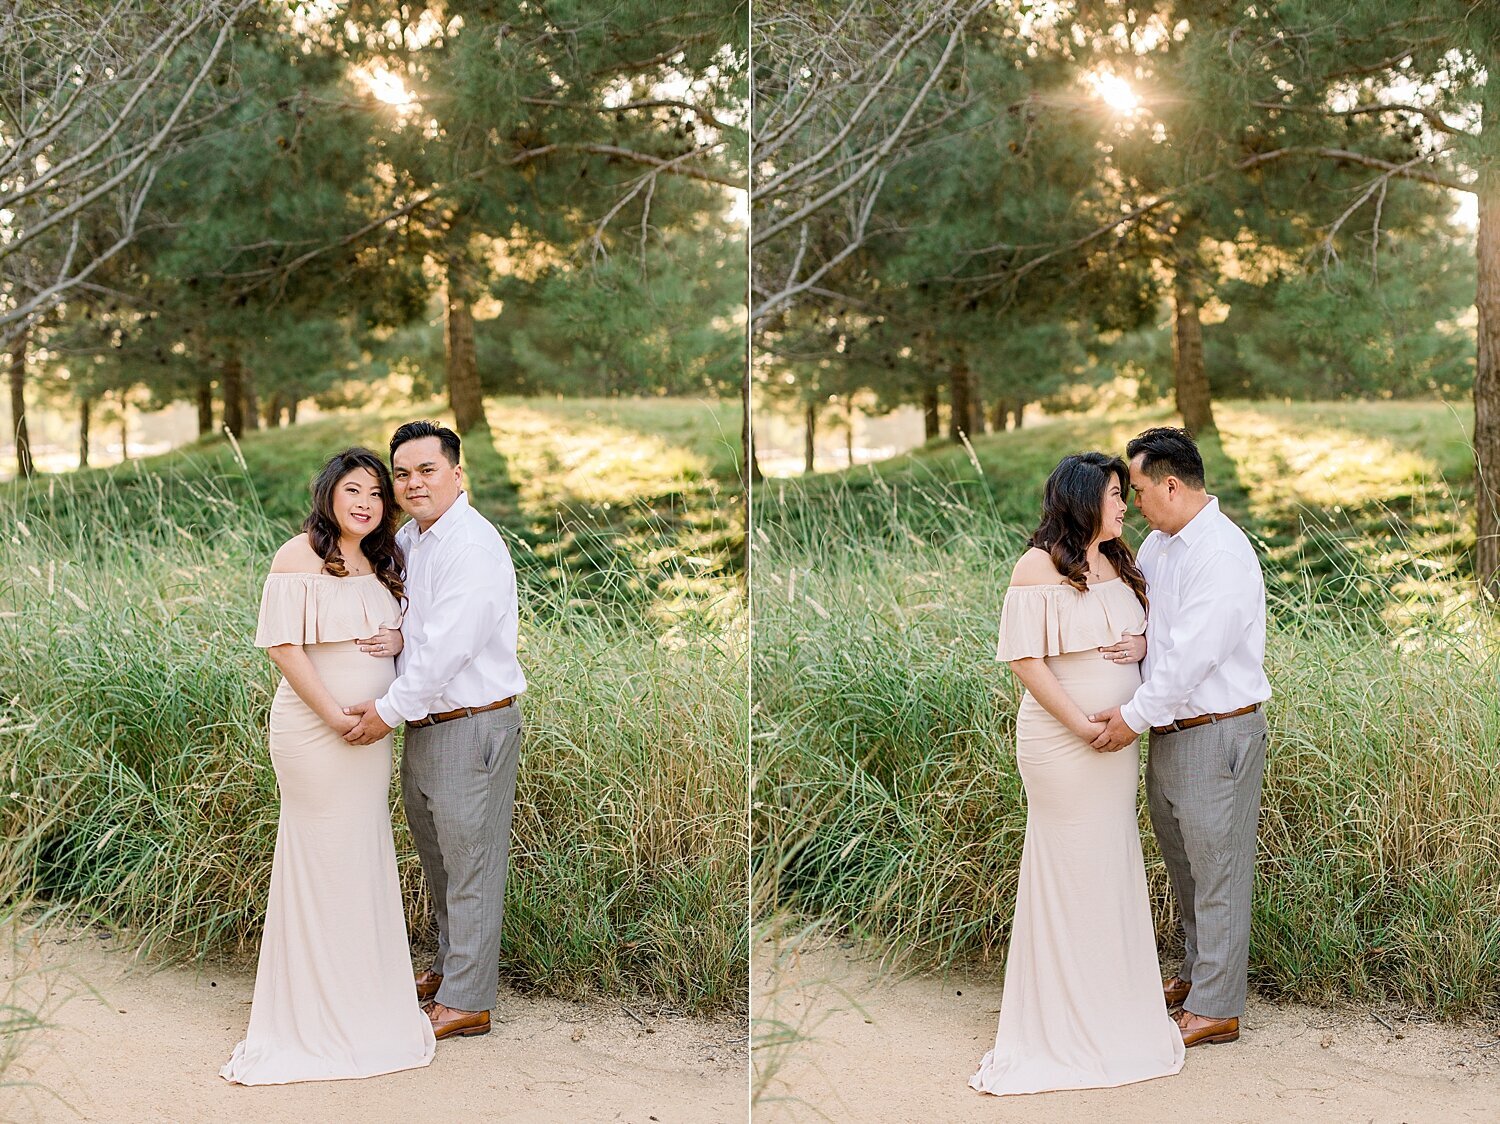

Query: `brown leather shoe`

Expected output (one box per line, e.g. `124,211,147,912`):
1176,1010,1239,1047
1163,976,1191,1009
415,969,443,1002
429,1002,491,1040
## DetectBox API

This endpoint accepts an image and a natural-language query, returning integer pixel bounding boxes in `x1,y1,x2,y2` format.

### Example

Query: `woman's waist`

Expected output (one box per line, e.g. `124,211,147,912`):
275,644,395,697
1020,652,1140,706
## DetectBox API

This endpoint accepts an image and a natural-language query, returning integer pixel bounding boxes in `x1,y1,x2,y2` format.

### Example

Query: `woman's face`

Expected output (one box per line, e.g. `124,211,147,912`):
1098,472,1128,541
333,467,384,541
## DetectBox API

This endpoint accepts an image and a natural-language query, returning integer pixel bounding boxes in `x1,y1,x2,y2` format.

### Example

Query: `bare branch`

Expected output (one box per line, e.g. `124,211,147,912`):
0,1,254,337
751,0,994,320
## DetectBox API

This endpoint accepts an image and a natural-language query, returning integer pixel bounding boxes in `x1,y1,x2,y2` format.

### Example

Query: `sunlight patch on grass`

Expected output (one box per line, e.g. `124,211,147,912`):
485,402,719,513
1217,406,1454,514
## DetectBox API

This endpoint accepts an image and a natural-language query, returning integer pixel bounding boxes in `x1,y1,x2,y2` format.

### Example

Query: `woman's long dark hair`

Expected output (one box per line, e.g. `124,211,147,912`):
1027,452,1148,613
304,447,405,603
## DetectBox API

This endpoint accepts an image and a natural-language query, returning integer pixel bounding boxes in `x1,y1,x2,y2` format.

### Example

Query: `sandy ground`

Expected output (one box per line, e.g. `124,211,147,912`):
1,926,748,1124
754,940,1500,1124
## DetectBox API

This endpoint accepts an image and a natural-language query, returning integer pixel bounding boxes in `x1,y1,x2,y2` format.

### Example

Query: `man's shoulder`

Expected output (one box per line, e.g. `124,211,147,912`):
455,504,505,543
446,506,514,566
1184,515,1263,586
1209,509,1260,560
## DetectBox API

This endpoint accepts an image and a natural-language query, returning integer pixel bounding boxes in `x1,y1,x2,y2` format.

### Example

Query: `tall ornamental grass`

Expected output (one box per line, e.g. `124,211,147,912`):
753,473,1500,1016
0,464,746,1013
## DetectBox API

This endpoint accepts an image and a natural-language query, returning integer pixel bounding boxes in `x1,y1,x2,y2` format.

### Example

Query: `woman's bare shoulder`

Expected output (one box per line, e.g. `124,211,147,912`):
1009,547,1063,587
269,533,324,575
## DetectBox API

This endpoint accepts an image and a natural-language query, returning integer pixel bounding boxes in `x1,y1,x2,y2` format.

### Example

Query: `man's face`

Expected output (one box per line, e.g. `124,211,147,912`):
1128,454,1172,532
392,435,463,529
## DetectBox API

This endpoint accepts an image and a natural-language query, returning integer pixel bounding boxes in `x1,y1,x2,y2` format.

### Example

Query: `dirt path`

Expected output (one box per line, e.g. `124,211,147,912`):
754,941,1500,1123
2,926,747,1124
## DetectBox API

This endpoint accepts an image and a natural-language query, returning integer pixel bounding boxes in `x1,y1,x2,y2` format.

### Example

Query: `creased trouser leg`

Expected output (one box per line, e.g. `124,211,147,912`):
402,704,523,1012
1147,711,1267,1019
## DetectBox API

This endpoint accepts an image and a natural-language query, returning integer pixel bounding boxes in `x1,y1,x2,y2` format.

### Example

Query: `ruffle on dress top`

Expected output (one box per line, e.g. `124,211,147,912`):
995,579,1146,662
254,572,402,647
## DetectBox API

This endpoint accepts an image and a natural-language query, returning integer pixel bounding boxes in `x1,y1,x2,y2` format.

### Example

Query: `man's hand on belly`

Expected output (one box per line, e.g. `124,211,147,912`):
342,699,394,746
1086,706,1139,753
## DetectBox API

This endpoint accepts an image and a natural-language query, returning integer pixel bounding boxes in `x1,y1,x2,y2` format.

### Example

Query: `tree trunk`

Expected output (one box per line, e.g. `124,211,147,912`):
288,397,300,425
8,327,33,478
79,396,91,468
742,365,762,486
1172,256,1217,436
263,393,282,429
118,397,129,462
196,375,214,436
843,396,855,466
1475,180,1500,597
990,399,1007,432
969,381,987,436
241,367,260,432
948,360,974,443
803,399,816,474
922,381,940,441
222,354,244,437
1012,401,1026,429
445,256,485,434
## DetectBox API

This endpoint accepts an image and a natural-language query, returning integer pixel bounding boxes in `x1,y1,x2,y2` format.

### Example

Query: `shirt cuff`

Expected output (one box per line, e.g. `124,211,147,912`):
1119,700,1147,735
374,695,404,729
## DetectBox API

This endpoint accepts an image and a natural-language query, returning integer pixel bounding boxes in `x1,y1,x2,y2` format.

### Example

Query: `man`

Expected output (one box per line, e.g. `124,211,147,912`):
344,420,527,1041
1088,426,1271,1049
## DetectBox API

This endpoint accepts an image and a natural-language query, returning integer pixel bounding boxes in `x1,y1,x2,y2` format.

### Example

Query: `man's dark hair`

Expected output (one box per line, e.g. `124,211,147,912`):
1126,426,1205,488
390,420,461,466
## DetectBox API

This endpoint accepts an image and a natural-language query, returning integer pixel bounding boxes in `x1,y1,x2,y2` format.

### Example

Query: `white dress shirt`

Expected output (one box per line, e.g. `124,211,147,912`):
1119,496,1270,734
374,490,527,727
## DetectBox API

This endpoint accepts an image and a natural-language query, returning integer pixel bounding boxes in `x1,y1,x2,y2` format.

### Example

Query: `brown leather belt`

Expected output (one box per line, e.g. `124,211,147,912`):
409,697,515,728
1151,703,1260,736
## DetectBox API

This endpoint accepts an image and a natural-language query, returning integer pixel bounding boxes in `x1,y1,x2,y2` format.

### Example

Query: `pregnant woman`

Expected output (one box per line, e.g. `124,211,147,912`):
222,447,435,1085
970,452,1184,1096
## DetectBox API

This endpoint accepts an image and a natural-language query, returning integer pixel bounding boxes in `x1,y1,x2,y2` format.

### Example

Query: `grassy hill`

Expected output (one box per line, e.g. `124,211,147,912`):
774,400,1476,619
6,395,743,615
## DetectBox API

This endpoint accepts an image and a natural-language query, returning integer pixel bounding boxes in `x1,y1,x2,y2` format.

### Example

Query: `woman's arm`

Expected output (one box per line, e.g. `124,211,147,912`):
266,644,358,735
1009,657,1106,742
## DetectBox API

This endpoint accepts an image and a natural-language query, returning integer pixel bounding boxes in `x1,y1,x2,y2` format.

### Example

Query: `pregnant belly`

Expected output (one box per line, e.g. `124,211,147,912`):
271,639,399,729
307,640,396,702
1019,648,1141,731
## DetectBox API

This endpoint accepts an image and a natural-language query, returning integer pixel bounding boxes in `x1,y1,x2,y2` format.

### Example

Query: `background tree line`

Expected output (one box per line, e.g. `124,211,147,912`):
751,0,1499,591
3,0,747,473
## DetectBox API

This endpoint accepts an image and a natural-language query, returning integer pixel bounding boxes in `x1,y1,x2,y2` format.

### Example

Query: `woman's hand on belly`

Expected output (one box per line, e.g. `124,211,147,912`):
1070,716,1108,743
1098,630,1146,665
356,625,402,660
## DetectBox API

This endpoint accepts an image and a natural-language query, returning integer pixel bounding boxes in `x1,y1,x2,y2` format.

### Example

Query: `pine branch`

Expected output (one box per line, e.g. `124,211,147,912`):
1252,98,1473,139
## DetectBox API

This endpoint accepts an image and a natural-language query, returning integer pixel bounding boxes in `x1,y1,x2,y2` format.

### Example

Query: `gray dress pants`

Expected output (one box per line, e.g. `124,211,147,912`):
401,701,522,1012
1145,707,1268,1020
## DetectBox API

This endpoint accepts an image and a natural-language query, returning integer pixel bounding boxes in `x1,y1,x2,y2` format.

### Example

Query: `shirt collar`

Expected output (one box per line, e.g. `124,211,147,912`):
411,489,470,543
1170,494,1219,545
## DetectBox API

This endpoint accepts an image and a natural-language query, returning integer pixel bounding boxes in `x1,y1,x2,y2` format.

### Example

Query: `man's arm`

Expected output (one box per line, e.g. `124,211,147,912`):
372,542,513,728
